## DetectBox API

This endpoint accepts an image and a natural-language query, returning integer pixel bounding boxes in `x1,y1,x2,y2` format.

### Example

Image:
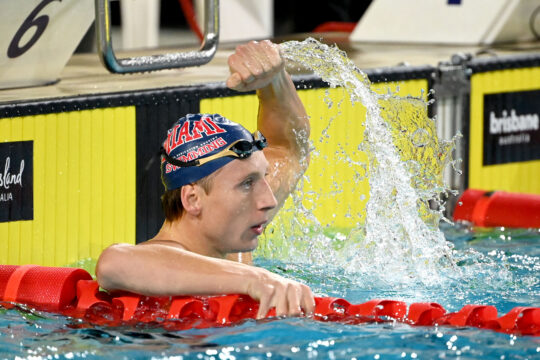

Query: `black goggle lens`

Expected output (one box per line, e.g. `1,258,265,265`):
230,132,267,158
232,141,253,153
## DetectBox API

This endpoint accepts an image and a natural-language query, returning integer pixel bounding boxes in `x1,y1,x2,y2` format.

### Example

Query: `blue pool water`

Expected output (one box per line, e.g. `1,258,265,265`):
1,224,539,359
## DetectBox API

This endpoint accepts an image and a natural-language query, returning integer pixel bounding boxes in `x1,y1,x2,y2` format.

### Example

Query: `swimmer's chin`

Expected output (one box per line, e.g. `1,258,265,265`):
236,238,260,253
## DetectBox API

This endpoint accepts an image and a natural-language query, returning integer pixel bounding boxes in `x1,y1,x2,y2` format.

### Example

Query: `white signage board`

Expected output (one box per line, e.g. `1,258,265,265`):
0,0,94,89
351,0,539,45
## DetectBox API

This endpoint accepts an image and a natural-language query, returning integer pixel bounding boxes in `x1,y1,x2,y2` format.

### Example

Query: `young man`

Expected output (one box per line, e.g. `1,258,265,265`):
96,40,314,319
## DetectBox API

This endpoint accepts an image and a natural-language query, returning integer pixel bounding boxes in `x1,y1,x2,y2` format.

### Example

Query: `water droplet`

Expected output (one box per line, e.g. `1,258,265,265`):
411,128,430,147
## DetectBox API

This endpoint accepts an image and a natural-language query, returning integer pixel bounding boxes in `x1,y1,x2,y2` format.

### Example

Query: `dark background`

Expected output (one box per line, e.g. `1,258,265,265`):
78,1,370,53
111,0,371,36
483,90,540,166
0,141,33,223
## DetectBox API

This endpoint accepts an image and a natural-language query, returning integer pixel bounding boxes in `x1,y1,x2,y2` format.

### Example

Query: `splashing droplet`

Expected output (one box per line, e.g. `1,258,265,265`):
411,129,430,147
260,38,462,287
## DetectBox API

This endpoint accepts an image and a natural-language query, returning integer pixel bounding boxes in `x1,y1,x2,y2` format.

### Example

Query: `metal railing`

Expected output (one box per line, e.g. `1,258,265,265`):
95,0,219,73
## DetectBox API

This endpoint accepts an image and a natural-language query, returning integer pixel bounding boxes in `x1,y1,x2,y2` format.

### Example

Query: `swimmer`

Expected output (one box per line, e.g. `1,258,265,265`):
96,40,315,319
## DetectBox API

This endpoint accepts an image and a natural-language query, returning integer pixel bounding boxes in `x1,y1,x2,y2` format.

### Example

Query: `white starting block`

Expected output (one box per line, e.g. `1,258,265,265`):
0,0,95,89
196,0,273,42
120,0,160,50
351,0,539,45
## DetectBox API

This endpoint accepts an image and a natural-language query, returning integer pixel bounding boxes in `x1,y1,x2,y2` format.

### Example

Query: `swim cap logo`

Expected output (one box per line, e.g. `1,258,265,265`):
161,113,254,190
164,115,226,154
164,137,228,173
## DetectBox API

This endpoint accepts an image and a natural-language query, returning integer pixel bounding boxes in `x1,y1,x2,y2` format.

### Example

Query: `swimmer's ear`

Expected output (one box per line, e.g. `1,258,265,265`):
181,184,202,216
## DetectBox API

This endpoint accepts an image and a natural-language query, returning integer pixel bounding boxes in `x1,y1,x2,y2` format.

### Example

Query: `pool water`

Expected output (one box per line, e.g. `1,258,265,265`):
1,224,539,360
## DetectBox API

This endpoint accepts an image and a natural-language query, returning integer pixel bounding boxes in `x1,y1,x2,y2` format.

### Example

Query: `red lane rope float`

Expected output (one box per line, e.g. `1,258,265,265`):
1,265,539,336
0,264,92,312
454,189,540,228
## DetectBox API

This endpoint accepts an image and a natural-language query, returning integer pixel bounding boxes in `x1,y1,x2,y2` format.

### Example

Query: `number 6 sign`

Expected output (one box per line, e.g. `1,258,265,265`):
0,0,94,89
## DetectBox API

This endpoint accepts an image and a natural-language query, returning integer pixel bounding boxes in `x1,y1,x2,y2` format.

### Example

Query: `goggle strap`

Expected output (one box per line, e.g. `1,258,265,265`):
161,131,267,168
160,148,200,167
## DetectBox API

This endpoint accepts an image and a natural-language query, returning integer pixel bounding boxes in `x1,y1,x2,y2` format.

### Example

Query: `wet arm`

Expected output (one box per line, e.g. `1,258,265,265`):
96,243,315,318
96,243,259,296
257,68,310,212
226,40,310,213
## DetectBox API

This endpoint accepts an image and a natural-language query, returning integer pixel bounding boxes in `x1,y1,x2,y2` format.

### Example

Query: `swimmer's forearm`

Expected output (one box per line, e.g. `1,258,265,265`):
96,243,316,318
257,70,310,211
96,244,259,296
257,69,310,155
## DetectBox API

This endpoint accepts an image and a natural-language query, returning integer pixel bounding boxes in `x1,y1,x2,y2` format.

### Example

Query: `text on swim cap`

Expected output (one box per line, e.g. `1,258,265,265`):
164,116,226,154
164,137,228,173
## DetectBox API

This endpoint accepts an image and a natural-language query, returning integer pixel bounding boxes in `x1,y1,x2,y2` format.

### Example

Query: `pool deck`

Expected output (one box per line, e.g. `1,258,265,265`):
1,33,538,105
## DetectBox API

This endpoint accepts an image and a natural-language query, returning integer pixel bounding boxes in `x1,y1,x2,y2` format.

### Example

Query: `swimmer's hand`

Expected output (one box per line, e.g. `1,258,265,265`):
246,267,315,319
226,40,285,92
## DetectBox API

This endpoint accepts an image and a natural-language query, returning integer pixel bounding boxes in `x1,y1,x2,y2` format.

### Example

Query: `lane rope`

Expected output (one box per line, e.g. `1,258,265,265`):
1,265,538,336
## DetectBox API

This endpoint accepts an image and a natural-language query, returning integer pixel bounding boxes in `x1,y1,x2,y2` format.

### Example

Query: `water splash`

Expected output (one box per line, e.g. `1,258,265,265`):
261,38,462,286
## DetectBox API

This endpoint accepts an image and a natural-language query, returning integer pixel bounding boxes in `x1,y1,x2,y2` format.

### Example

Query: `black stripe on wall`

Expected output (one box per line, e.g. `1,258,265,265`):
468,53,540,74
135,91,200,243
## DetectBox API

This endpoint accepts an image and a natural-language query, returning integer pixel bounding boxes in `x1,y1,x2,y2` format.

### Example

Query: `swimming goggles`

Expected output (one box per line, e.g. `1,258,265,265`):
161,131,267,167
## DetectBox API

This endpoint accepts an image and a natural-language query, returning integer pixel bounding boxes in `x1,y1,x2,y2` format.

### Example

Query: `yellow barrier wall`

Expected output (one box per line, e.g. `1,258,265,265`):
201,80,428,228
469,67,540,193
0,79,427,266
0,107,136,266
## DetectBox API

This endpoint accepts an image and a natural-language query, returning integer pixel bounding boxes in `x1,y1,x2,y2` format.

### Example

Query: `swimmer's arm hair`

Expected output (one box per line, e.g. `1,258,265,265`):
226,40,310,215
96,242,315,319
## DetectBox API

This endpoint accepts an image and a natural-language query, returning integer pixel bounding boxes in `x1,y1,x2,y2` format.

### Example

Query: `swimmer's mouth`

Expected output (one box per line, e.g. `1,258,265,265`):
251,221,267,235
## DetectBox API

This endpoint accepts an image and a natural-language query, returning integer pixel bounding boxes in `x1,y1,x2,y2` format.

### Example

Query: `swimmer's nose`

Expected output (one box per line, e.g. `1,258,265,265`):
259,178,277,211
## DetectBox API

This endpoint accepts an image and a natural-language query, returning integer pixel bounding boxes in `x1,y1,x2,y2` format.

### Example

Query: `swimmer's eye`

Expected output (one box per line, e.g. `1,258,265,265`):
240,177,254,190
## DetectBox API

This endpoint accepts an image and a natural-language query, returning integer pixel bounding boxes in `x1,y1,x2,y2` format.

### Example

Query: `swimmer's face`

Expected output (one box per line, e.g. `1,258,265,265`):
197,151,277,255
